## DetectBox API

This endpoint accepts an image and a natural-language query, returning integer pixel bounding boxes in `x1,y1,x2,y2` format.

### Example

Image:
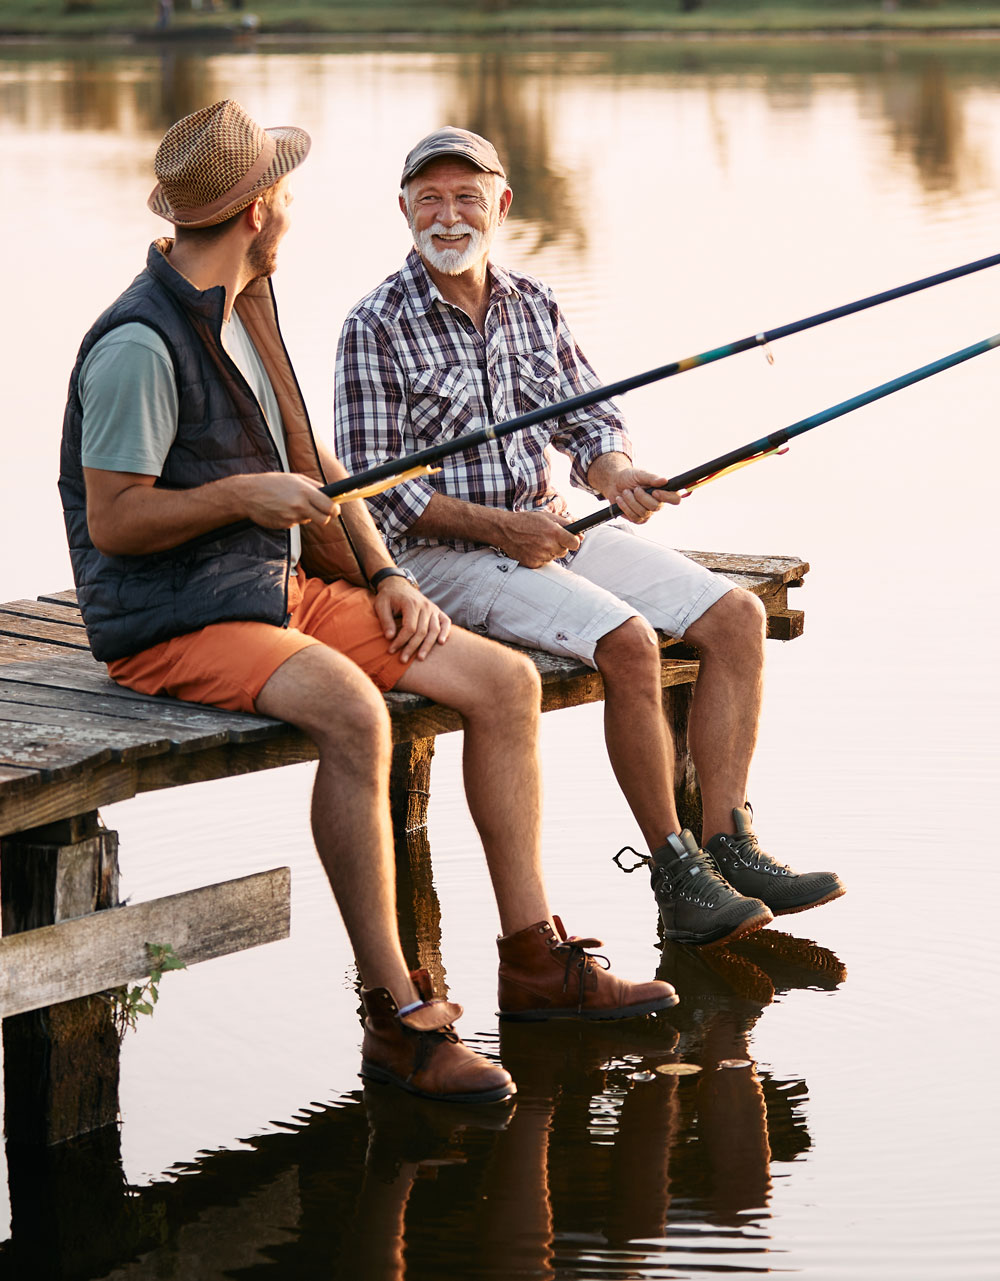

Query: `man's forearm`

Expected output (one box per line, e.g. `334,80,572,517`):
408,492,514,546
86,473,271,556
585,451,633,498
339,499,395,578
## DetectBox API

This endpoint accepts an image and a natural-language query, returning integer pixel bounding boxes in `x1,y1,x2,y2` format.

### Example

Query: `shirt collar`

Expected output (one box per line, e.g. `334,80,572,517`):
401,247,519,318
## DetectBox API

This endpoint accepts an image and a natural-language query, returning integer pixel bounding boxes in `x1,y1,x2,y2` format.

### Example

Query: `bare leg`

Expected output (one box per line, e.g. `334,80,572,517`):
255,645,417,1007
683,589,766,843
395,629,551,935
595,615,681,850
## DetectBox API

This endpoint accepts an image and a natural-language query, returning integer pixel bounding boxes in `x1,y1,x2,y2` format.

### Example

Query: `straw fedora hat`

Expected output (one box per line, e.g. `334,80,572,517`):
147,99,311,228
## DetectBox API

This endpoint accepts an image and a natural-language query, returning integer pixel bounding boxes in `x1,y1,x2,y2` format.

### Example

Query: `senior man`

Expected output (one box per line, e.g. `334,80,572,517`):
59,103,678,1109
335,126,845,948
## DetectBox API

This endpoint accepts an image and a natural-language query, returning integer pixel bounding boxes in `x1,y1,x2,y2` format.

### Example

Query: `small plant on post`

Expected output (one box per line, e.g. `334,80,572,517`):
106,942,187,1042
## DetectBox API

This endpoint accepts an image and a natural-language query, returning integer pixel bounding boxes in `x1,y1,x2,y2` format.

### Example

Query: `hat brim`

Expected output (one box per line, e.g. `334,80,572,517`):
400,147,505,188
148,124,310,228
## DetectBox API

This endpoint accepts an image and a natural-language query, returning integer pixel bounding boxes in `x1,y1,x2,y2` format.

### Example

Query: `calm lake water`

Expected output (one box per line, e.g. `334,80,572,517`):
1,32,999,1280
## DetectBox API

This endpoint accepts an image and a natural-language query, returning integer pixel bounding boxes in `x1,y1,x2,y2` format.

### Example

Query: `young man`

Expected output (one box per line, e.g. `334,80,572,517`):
59,102,677,1108
335,126,845,949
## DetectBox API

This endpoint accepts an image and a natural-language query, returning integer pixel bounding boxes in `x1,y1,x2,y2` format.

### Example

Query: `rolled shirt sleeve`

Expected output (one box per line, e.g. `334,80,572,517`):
334,315,437,542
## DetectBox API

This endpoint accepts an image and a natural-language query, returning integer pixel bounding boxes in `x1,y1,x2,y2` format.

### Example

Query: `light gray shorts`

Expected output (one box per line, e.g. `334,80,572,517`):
399,521,734,669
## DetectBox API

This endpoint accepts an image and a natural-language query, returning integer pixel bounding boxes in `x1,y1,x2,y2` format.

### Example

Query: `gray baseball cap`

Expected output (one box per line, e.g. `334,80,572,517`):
400,126,507,187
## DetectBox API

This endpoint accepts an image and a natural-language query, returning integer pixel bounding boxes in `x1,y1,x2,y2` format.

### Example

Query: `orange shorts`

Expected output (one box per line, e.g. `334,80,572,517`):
107,567,410,712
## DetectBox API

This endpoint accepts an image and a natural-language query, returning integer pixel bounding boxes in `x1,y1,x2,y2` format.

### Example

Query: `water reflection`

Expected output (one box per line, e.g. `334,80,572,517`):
440,51,587,254
5,41,1000,224
0,924,844,1279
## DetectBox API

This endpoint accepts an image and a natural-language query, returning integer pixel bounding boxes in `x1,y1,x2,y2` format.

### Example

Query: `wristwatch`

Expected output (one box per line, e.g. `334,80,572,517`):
370,566,419,591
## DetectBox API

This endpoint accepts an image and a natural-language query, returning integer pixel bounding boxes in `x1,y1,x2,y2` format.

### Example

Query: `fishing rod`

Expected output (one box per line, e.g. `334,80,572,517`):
563,330,1000,535
321,248,1000,510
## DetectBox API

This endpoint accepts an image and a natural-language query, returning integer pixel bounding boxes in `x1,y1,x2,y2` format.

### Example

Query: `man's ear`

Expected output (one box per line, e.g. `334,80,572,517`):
497,186,513,225
247,197,265,233
398,192,409,219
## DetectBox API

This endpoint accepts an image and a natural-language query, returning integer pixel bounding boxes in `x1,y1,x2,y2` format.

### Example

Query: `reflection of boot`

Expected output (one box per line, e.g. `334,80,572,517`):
498,917,677,1021
361,968,515,1103
362,1081,512,1183
728,929,847,994
499,1016,681,1101
657,939,774,1023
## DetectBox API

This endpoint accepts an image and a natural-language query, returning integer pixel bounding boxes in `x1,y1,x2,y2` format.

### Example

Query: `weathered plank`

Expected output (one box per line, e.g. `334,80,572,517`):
0,867,291,1018
0,600,87,627
0,616,91,650
0,680,275,743
682,550,809,583
765,608,805,641
36,590,80,608
0,635,86,666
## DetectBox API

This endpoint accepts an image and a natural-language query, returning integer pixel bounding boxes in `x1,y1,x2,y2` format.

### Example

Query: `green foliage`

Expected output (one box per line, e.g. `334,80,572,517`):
6,0,1000,36
105,942,186,1042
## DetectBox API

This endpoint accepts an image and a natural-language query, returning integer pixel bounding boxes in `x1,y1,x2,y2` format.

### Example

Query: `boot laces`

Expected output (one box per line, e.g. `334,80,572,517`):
409,1023,460,1075
550,935,610,1013
720,831,792,876
616,843,740,908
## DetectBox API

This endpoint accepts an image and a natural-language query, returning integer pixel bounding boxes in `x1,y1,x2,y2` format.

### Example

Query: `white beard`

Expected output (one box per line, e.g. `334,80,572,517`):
412,220,491,275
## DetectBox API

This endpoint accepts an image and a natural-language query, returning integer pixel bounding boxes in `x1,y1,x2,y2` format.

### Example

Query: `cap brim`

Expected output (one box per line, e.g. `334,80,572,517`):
148,124,311,228
400,146,504,188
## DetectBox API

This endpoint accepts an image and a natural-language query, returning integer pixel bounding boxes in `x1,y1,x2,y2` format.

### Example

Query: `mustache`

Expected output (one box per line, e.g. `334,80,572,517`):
421,222,478,240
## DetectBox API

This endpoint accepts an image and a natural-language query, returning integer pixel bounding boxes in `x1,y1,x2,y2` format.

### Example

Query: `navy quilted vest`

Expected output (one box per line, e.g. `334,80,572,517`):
60,242,311,661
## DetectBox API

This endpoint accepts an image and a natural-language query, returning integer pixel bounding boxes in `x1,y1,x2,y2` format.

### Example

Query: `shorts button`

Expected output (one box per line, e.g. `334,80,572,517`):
556,632,567,641
498,563,509,573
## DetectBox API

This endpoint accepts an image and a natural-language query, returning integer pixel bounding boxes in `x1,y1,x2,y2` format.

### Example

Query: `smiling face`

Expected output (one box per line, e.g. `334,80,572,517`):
401,157,510,277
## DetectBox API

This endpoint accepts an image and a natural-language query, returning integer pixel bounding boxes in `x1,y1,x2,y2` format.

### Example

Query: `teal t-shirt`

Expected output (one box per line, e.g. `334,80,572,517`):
79,316,301,563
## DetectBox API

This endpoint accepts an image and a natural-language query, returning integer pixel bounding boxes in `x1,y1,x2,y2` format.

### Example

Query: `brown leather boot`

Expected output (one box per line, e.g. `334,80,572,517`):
497,916,680,1022
361,968,516,1104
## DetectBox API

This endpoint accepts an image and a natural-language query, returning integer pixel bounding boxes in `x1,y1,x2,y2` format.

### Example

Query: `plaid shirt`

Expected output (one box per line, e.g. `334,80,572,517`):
334,249,631,558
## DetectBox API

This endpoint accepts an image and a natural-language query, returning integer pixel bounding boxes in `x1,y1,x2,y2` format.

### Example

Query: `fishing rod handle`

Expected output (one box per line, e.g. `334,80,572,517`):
565,505,620,535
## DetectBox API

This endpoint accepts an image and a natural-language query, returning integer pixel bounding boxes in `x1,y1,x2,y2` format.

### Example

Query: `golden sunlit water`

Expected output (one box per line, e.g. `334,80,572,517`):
1,34,998,1279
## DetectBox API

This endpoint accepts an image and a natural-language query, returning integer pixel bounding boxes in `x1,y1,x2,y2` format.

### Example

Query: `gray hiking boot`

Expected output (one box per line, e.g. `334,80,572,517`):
616,830,773,946
705,806,846,917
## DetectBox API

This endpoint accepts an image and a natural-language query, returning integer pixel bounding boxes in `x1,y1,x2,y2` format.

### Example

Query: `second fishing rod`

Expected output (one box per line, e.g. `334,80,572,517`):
319,248,1000,509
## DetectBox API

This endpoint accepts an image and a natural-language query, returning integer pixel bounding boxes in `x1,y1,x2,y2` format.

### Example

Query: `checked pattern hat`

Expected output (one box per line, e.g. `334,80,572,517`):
148,99,310,228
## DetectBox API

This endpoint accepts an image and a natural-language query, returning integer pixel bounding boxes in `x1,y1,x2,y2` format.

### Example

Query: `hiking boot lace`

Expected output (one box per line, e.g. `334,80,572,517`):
551,936,610,1013
716,831,792,876
615,844,740,908
409,1024,461,1077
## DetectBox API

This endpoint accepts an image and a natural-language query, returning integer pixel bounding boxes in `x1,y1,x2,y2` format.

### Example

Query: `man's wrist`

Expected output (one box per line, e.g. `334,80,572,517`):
370,565,419,591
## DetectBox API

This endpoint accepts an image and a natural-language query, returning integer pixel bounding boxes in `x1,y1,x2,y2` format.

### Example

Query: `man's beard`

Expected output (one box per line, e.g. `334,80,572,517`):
411,220,491,275
247,221,281,279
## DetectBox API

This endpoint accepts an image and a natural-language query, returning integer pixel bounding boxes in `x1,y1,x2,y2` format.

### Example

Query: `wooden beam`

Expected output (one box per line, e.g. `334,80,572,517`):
0,867,291,1018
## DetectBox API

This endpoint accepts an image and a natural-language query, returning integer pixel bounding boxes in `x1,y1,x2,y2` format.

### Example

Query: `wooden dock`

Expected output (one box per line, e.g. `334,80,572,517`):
0,550,806,1145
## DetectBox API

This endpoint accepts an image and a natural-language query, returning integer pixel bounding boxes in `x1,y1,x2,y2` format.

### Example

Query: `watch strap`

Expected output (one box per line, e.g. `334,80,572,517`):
370,566,418,591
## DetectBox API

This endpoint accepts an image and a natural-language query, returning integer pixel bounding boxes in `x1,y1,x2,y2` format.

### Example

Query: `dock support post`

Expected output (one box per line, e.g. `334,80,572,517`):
1,811,121,1145
388,738,446,993
663,684,703,837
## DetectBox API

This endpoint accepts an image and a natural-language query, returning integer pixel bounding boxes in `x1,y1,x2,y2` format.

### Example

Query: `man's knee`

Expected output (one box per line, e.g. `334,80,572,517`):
687,588,766,656
476,642,542,713
595,615,660,683
260,645,391,750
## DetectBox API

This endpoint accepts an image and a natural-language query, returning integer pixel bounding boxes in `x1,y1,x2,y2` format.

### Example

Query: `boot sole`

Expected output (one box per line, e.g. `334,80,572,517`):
498,993,680,1023
769,885,847,917
660,903,773,948
359,1061,516,1105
